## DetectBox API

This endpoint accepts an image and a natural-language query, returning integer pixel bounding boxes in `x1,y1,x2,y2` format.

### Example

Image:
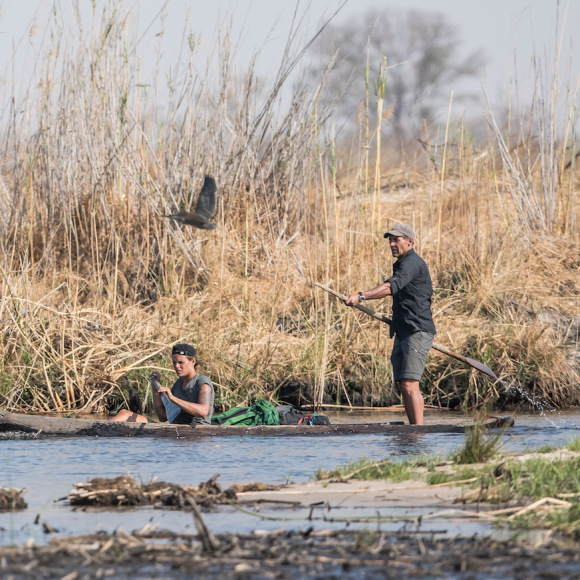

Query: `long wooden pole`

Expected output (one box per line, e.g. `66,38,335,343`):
314,282,499,381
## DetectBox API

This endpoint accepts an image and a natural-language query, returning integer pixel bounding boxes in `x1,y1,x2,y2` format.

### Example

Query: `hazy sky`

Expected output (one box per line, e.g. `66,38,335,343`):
1,1,579,114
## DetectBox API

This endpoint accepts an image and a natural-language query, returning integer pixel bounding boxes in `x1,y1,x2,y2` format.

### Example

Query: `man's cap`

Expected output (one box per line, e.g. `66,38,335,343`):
172,343,196,358
384,223,416,240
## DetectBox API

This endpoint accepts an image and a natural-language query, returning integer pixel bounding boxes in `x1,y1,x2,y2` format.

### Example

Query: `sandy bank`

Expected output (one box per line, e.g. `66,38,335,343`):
237,479,467,511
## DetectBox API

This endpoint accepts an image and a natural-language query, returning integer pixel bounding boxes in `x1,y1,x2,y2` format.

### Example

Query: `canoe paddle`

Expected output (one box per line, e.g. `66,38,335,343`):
314,282,499,381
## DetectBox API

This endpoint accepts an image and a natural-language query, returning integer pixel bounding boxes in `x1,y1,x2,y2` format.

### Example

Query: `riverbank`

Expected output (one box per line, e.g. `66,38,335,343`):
315,435,580,540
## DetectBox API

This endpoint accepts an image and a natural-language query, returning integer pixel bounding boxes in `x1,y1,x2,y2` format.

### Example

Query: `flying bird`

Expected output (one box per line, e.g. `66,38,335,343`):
164,176,217,230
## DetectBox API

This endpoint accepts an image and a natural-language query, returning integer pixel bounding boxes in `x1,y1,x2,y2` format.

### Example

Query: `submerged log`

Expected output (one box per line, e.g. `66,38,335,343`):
0,410,514,438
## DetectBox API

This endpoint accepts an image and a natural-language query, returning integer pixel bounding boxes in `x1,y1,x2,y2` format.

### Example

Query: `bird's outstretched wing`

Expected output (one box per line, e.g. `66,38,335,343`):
194,176,217,222
164,210,188,219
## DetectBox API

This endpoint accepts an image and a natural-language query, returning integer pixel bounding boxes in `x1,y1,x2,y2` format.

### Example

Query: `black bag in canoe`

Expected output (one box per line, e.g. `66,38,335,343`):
277,407,330,426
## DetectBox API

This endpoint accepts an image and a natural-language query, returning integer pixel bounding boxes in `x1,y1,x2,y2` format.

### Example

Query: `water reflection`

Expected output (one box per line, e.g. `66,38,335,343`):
384,433,428,456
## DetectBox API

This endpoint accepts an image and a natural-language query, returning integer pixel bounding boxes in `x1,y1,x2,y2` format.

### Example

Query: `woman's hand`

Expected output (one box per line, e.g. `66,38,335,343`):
157,386,173,400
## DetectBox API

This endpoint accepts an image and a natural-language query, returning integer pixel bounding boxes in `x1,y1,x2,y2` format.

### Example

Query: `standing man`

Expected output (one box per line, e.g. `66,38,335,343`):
345,224,436,425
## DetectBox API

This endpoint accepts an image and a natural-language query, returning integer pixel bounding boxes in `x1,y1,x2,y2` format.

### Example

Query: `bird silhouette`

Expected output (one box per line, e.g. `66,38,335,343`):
164,176,217,230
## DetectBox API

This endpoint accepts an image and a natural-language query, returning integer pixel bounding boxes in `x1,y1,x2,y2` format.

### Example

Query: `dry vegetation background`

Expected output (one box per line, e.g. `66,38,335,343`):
0,3,579,415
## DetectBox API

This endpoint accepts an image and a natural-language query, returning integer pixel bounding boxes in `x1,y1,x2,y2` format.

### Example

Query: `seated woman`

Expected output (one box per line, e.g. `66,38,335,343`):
110,344,214,425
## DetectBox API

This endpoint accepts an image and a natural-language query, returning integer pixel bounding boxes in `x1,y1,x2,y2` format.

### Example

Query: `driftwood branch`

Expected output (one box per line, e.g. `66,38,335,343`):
186,494,220,551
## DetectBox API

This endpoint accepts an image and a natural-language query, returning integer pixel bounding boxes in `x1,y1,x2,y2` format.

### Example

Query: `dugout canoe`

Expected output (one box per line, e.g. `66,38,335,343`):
0,411,513,439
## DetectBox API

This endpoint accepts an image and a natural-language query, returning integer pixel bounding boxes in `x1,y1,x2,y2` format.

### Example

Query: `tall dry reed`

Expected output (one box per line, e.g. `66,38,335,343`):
0,2,578,414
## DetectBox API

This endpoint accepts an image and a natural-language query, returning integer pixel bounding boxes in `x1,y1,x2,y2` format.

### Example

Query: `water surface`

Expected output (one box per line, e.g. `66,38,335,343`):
1,410,578,545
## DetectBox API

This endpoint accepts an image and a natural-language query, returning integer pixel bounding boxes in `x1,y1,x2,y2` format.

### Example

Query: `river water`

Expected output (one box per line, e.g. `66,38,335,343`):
1,410,579,546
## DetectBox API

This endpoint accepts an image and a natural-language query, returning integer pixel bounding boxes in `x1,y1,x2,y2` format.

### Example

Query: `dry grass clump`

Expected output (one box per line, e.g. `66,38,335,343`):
0,2,578,414
0,487,27,511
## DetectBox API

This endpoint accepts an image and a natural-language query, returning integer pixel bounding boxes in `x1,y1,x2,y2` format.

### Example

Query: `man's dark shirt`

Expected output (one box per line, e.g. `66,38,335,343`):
385,248,436,339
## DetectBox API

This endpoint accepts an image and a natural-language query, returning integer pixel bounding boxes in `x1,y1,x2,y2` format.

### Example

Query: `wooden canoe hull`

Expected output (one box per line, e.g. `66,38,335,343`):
0,411,513,439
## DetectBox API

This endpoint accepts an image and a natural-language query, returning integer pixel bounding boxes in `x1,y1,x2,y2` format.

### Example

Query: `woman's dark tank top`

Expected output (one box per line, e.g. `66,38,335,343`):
170,374,214,425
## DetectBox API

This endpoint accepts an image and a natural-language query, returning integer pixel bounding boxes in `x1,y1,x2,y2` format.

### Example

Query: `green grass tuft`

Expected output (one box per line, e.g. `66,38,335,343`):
315,456,441,483
425,467,483,486
506,456,580,500
452,416,506,464
533,444,557,454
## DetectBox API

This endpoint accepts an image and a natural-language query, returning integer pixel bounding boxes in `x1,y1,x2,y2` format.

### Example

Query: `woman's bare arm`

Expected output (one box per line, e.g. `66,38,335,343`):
153,391,168,422
149,373,168,422
158,384,212,419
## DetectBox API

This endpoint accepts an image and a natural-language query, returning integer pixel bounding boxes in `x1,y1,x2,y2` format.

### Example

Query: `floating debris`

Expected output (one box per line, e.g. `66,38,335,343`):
0,529,577,580
56,475,280,509
0,486,27,510
42,522,59,534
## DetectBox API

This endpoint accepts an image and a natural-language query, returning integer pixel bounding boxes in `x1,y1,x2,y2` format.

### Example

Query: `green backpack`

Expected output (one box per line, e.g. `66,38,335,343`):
211,400,279,426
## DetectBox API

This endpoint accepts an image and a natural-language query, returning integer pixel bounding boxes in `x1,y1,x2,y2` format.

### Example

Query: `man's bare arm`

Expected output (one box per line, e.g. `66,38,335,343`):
160,384,212,418
345,282,391,307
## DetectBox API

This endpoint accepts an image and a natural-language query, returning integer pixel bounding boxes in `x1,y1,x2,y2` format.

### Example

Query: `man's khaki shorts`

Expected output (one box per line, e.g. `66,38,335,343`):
390,331,434,382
